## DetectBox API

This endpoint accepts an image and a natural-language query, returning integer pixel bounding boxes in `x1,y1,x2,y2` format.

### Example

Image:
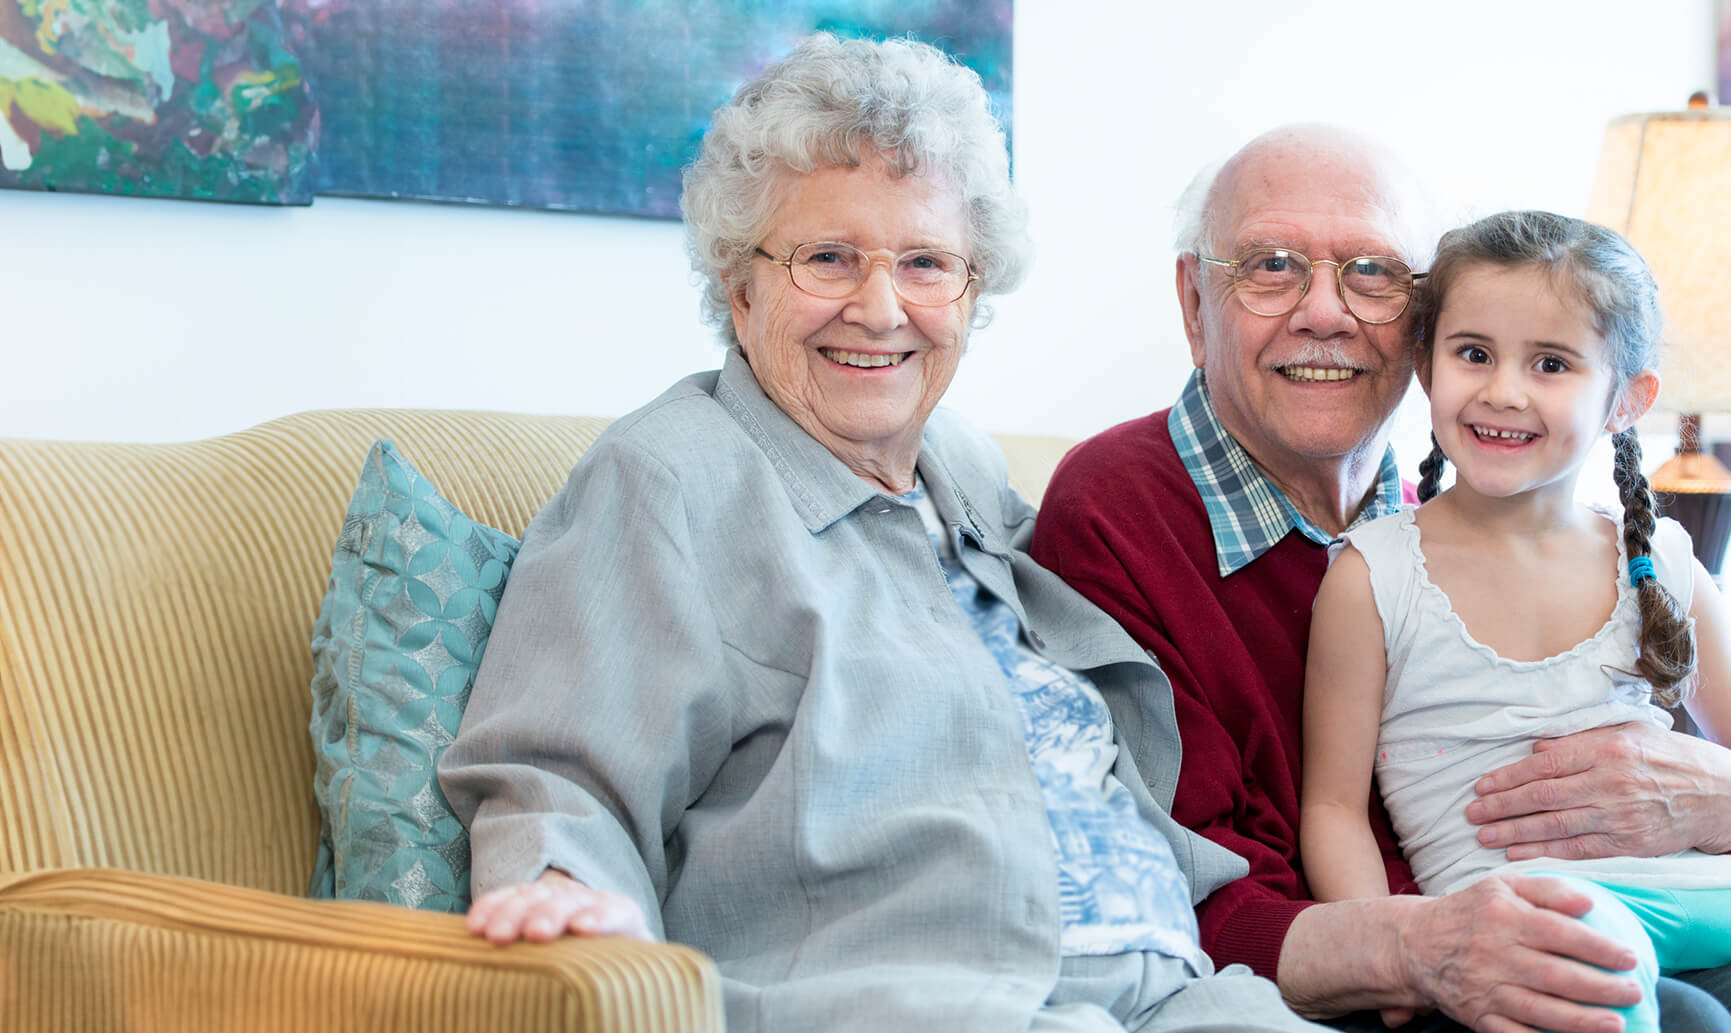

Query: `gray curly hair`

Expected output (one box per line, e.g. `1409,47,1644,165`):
680,33,1031,346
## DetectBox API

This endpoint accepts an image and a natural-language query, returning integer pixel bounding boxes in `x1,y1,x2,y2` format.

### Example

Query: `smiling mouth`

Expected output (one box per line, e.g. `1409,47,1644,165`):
821,348,912,369
1470,425,1537,443
1278,365,1361,383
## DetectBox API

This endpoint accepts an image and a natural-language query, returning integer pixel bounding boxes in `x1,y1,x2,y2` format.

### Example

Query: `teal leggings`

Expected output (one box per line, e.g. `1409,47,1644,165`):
1538,874,1731,1033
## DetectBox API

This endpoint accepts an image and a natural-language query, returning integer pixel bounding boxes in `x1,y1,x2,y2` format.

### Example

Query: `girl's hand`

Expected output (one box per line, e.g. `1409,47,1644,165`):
1466,721,1731,860
466,868,657,945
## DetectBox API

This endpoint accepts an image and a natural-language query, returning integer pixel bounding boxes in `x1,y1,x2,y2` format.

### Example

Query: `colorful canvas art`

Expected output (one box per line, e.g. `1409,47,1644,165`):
281,0,1013,217
0,0,1010,211
0,0,317,203
1721,0,1731,105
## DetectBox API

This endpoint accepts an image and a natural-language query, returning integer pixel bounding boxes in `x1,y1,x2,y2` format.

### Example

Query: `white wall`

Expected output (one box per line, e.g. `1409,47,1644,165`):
4,0,1718,471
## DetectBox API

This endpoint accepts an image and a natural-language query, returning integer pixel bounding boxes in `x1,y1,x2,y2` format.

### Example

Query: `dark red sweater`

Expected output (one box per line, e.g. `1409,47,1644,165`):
1030,408,1418,980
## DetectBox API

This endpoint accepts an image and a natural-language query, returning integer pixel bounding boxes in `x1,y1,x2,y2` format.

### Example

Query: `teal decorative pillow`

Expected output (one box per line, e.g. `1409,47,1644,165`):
307,440,519,912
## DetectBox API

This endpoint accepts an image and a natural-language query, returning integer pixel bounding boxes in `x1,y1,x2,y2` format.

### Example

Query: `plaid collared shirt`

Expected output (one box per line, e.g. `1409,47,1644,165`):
1168,371,1406,578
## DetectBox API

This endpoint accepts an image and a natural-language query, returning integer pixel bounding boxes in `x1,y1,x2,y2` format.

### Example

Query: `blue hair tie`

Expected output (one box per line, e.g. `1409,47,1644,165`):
1628,556,1656,584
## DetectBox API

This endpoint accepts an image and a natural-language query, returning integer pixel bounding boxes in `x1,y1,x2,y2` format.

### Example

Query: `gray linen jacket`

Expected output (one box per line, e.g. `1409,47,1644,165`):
438,349,1249,1033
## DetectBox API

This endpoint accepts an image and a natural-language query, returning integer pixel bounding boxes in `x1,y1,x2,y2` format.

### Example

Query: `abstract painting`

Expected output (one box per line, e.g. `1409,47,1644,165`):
0,0,318,203
282,0,1013,217
1,0,1010,212
1721,0,1731,107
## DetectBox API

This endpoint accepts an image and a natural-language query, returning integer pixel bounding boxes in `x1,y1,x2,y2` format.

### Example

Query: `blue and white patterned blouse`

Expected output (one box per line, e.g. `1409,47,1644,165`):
897,481,1201,960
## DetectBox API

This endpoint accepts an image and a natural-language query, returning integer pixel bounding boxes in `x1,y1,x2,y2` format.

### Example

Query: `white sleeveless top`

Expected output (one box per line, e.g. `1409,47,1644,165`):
1336,505,1731,895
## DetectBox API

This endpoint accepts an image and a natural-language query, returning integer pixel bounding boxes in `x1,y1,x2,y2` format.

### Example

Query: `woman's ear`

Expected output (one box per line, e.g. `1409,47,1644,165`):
1608,370,1661,433
726,273,753,352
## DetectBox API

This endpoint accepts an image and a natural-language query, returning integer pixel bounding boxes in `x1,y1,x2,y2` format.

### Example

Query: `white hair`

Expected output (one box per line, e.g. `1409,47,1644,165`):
680,33,1031,346
1172,158,1226,256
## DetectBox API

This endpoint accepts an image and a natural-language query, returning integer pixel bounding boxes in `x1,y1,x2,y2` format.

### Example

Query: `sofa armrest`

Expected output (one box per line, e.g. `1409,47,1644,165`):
0,868,722,1033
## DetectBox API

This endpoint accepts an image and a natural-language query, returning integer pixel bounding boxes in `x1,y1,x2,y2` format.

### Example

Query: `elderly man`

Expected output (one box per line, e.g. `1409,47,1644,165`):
1031,124,1731,1033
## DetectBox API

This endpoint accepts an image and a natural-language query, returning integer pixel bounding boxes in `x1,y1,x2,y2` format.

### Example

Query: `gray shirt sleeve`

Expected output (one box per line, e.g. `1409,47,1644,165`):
436,435,733,933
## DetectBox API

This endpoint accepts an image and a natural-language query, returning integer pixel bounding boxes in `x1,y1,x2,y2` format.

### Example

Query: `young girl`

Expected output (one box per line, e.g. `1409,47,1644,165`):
1300,210,1731,1033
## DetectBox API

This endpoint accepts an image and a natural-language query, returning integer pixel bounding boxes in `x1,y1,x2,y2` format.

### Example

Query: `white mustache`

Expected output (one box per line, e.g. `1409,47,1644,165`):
1278,342,1359,369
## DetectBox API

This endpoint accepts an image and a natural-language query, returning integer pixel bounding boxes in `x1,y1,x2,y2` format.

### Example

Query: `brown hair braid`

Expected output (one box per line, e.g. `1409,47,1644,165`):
1417,433,1448,503
1612,428,1696,705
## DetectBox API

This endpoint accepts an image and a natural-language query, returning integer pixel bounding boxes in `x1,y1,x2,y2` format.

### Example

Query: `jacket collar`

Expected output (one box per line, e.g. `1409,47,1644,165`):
715,347,886,534
714,348,1006,550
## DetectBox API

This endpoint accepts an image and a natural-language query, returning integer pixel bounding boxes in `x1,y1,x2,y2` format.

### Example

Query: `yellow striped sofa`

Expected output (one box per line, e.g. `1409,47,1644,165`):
0,408,1075,1032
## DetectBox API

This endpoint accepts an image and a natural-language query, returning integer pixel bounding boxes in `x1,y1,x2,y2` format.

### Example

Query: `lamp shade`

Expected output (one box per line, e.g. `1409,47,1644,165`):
1585,110,1731,415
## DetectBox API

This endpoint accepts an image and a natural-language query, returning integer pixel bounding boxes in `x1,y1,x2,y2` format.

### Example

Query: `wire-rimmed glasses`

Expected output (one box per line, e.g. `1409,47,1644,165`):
1196,248,1426,325
755,241,979,307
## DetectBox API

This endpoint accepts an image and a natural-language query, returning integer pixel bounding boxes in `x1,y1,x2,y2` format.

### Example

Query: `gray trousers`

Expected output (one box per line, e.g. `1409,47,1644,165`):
1033,952,1332,1033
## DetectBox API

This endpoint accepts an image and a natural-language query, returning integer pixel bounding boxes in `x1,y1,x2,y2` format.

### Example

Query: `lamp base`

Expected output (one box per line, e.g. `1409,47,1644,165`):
1647,422,1730,736
1653,490,1731,578
1651,448,1731,579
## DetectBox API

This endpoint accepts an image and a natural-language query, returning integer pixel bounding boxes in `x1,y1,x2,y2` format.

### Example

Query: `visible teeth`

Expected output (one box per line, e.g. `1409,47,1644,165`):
1473,426,1534,442
822,348,907,368
1281,366,1357,382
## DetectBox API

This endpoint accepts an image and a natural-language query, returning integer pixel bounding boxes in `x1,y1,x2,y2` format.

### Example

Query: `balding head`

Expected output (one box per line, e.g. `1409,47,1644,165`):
1176,124,1434,270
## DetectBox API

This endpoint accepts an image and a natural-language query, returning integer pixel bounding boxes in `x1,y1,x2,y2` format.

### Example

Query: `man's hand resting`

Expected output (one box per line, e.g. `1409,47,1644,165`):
1394,875,1640,1033
1282,875,1641,1033
1468,722,1731,861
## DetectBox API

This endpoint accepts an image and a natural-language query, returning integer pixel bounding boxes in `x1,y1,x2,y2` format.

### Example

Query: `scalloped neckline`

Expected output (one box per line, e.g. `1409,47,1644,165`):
1394,506,1636,672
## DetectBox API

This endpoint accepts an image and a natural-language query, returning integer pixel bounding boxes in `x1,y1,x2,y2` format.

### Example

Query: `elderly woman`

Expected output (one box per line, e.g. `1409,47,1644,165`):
437,33,1328,1033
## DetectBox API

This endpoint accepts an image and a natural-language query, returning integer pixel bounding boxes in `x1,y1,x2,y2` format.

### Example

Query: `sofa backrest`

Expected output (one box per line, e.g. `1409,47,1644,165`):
0,409,1075,894
0,410,610,893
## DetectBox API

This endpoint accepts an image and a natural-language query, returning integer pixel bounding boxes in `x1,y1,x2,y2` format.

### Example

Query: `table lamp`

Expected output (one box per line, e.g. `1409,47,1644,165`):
1585,96,1731,579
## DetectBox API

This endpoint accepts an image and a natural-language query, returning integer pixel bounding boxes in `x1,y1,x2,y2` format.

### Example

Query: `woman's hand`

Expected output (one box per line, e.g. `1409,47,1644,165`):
1467,722,1731,861
466,868,657,945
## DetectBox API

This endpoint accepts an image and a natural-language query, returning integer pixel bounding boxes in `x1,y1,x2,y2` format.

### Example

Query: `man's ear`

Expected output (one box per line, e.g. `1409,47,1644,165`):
1414,348,1433,397
1176,254,1208,370
1608,370,1661,433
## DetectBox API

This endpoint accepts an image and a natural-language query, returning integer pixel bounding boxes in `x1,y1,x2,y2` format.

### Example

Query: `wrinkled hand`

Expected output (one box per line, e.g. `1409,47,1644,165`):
1467,722,1731,862
466,868,656,945
1397,875,1640,1033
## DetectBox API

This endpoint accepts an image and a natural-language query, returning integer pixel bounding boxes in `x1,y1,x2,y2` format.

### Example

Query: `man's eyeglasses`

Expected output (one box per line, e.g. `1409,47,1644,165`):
1195,248,1426,325
756,241,979,307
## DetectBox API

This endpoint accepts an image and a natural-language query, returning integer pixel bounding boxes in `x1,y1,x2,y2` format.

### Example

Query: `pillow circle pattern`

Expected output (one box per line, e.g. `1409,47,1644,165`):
307,440,520,912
